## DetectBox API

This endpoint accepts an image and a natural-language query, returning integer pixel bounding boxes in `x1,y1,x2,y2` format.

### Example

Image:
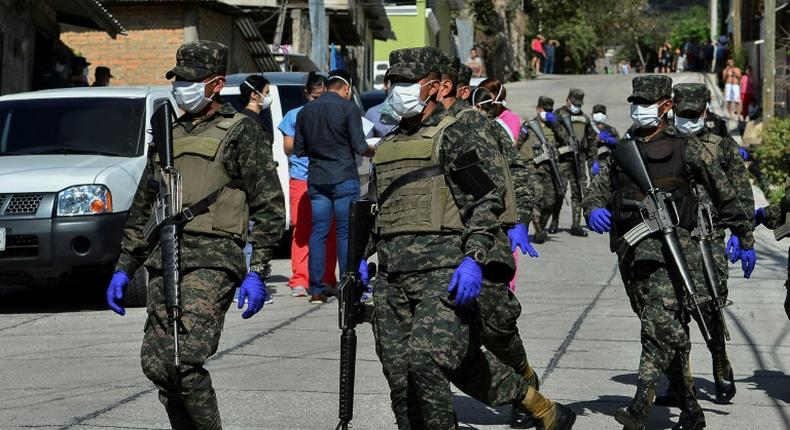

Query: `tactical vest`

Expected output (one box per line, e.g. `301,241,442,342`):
521,120,554,160
611,135,697,242
172,113,249,240
373,115,515,237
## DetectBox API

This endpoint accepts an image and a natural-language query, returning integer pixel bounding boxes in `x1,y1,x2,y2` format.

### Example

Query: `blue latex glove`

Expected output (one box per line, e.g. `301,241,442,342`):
754,207,766,226
591,160,601,176
237,272,268,319
106,271,129,316
599,131,618,147
739,147,749,161
545,112,557,124
740,248,756,279
359,260,369,286
588,208,612,234
508,223,539,257
447,257,483,307
726,235,741,263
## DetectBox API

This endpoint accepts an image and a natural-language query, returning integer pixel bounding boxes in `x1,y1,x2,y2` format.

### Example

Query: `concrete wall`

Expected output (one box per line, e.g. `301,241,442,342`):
0,0,58,95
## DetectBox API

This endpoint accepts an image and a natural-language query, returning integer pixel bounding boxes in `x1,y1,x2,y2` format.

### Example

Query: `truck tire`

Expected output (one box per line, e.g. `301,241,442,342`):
125,267,148,307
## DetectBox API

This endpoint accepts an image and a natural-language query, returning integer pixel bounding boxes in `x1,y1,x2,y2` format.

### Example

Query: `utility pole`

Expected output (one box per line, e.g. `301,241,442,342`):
732,0,741,50
710,0,718,41
764,0,776,119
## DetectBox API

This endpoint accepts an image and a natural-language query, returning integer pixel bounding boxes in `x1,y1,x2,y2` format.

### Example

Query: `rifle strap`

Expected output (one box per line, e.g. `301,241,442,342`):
377,165,442,207
174,179,243,224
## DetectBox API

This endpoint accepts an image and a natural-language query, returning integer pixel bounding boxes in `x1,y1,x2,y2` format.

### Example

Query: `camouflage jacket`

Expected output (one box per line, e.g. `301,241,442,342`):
373,103,514,279
583,125,752,265
762,180,790,283
115,103,285,281
554,105,597,162
687,129,755,242
448,100,538,226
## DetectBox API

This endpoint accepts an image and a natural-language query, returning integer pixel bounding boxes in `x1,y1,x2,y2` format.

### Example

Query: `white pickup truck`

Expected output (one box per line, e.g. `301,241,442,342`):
0,86,176,296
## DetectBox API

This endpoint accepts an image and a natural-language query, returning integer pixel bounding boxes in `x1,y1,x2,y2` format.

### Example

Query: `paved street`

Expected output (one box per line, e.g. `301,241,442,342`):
0,73,788,430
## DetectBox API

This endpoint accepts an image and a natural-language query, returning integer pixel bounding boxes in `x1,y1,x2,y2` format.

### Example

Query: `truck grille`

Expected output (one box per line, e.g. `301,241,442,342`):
0,234,39,258
0,194,44,215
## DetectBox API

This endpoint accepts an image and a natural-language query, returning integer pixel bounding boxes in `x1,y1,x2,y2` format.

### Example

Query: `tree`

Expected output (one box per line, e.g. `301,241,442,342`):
553,15,599,73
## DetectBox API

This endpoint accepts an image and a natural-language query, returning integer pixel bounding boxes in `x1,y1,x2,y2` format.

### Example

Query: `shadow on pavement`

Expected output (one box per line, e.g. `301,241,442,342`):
453,395,510,426
739,369,790,405
0,278,107,314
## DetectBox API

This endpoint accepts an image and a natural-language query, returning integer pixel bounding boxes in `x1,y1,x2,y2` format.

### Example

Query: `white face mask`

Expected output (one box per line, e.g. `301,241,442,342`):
379,100,402,123
569,104,582,114
173,77,218,113
592,113,606,123
630,102,666,129
539,111,548,121
387,80,435,119
674,115,705,135
472,85,506,109
245,81,273,109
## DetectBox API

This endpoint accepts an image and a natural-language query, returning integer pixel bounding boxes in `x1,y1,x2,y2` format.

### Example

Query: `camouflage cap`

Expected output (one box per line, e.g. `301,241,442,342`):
592,104,606,114
538,96,554,111
166,40,228,81
672,83,708,113
386,47,442,81
568,88,585,105
458,64,473,86
627,75,673,103
435,51,460,79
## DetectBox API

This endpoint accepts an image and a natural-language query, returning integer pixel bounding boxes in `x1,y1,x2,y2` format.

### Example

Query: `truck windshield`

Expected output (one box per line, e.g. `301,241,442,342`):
0,98,145,157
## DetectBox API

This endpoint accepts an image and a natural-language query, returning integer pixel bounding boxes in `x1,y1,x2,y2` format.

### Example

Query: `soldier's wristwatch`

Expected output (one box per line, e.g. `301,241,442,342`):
465,249,486,265
249,264,271,280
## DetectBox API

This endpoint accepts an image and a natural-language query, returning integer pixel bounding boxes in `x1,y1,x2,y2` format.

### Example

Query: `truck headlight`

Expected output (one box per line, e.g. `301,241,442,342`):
56,185,113,216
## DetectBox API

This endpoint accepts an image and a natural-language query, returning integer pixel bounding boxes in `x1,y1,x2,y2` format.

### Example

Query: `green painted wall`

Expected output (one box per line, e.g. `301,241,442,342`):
373,1,427,62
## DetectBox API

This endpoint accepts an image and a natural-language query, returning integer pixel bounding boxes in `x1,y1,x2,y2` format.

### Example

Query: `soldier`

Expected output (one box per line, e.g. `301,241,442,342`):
105,41,285,429
589,104,620,171
443,58,543,428
582,75,752,430
517,96,566,243
754,178,790,320
552,88,596,237
369,47,575,430
655,83,757,405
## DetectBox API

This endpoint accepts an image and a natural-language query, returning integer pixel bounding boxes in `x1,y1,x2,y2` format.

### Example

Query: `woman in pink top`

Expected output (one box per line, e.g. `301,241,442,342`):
530,35,546,74
740,66,754,120
472,78,538,291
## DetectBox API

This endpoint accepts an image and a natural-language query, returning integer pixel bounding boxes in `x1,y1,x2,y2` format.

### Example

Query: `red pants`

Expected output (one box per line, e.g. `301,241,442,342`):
741,92,753,117
289,178,336,288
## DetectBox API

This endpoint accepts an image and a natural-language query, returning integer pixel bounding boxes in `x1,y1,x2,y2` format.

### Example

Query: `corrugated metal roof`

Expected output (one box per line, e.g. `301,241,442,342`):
50,0,127,37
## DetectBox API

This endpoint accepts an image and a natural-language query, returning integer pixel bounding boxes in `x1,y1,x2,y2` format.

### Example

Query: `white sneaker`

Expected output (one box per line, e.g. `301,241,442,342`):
291,286,308,297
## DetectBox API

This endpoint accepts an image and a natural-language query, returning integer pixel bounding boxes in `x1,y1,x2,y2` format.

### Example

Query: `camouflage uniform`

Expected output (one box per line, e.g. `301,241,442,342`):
552,89,597,232
115,41,285,429
372,48,571,430
589,104,620,165
517,96,566,241
760,179,790,320
582,76,751,429
673,83,756,400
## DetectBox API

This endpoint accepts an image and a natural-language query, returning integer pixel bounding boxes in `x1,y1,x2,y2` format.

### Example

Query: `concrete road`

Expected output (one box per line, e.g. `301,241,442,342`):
1,73,788,429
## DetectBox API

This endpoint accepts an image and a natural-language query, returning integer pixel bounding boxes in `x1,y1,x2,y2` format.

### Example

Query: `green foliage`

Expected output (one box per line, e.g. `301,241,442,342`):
554,15,599,73
667,6,709,47
755,117,790,202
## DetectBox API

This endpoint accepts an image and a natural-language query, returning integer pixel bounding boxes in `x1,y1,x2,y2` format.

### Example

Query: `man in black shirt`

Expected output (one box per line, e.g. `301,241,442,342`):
294,69,374,303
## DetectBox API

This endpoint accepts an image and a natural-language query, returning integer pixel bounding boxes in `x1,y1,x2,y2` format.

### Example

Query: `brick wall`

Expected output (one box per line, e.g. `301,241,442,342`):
61,4,185,86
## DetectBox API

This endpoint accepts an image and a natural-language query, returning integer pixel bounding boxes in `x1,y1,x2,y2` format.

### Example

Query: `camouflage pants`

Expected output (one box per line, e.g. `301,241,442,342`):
533,165,559,234
620,261,697,407
373,269,528,430
141,268,236,430
476,282,529,374
551,158,586,228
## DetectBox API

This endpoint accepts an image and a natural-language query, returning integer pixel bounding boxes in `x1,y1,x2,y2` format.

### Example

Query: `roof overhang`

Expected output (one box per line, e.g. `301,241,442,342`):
52,0,126,38
364,2,396,41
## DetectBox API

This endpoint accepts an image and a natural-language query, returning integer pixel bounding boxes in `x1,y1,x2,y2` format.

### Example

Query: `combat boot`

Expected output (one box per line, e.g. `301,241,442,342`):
533,230,548,244
547,224,559,234
711,346,736,403
511,366,540,428
614,383,654,430
519,386,576,430
569,225,588,237
672,387,706,430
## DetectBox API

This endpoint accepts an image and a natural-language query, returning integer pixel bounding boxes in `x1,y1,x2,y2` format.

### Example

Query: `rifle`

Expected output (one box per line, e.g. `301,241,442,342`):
527,119,567,202
614,139,711,342
559,113,587,199
691,190,731,341
337,200,376,430
774,193,790,241
149,102,185,367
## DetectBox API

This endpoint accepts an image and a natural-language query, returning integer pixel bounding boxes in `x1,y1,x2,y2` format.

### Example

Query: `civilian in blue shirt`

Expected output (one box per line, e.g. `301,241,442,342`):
293,69,374,303
280,72,337,298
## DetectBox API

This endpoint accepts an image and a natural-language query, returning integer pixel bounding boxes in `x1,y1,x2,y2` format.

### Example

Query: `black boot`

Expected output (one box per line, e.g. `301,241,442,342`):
547,223,559,234
710,345,736,403
550,403,577,430
672,387,706,430
511,403,537,429
654,385,679,407
569,226,588,237
614,383,653,430
533,231,548,244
